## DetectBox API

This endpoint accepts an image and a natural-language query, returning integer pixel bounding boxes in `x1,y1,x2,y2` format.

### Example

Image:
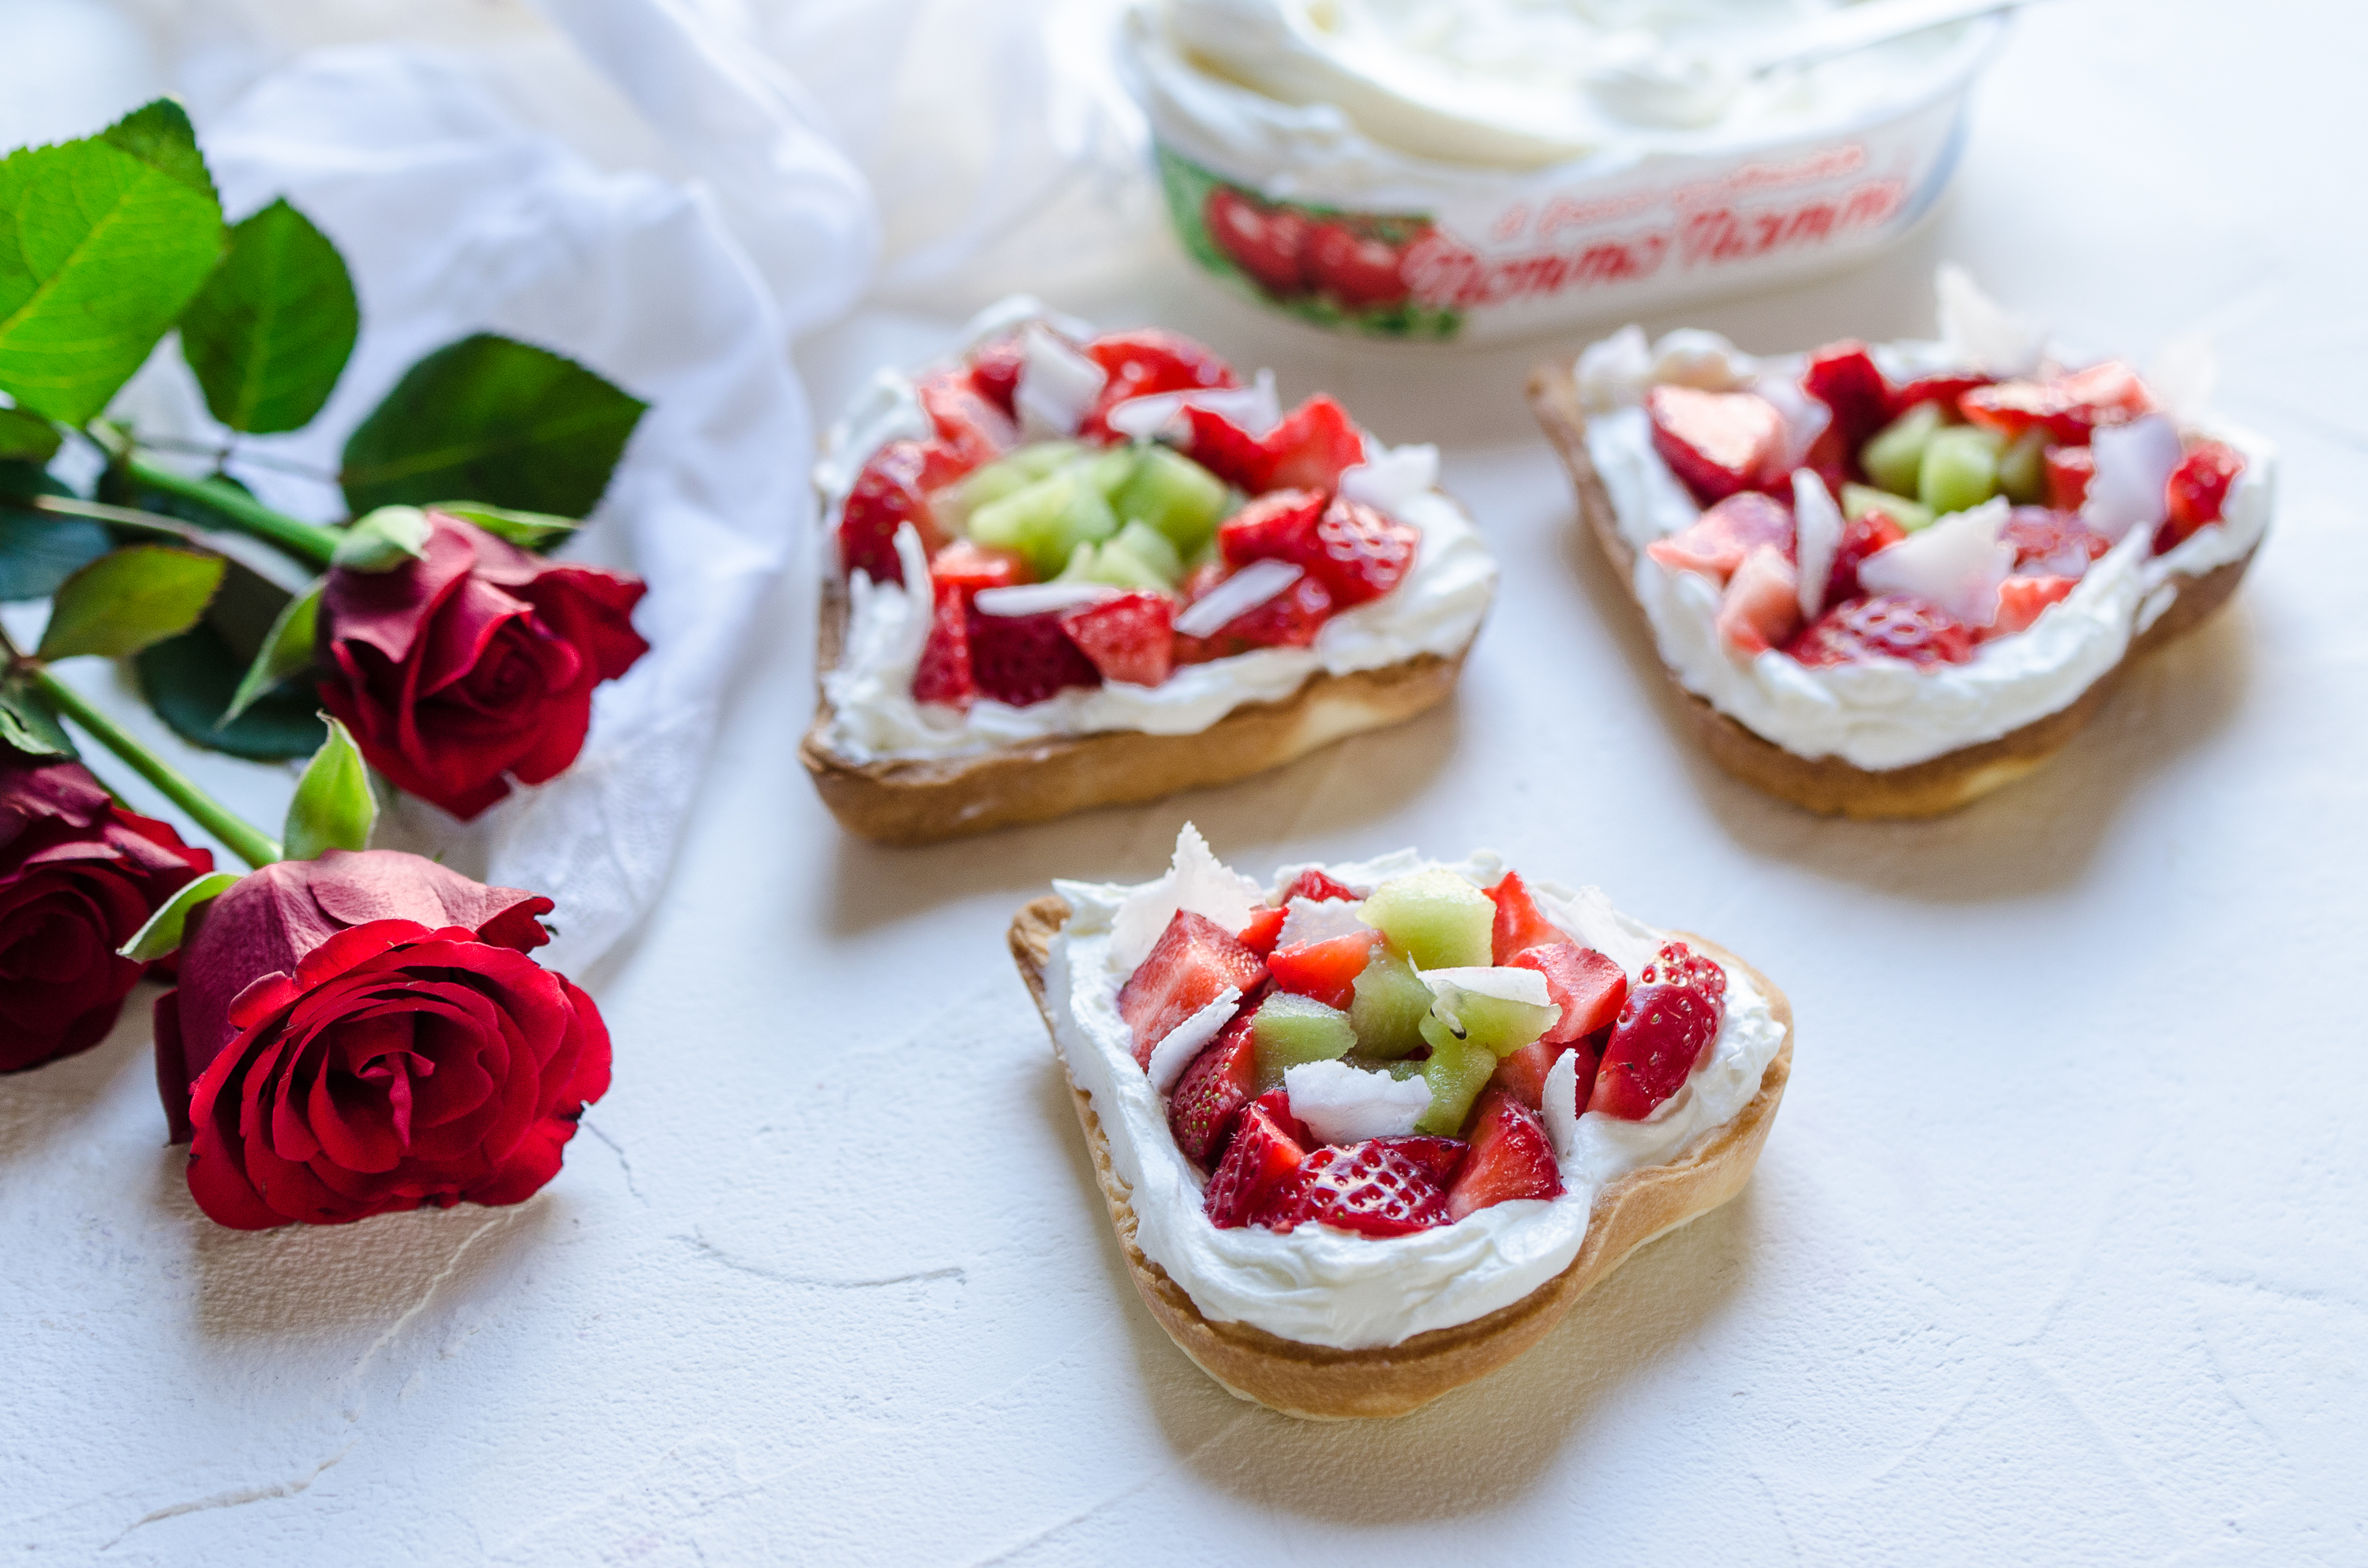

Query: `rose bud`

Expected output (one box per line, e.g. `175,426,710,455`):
0,752,214,1073
318,509,649,821
155,848,613,1230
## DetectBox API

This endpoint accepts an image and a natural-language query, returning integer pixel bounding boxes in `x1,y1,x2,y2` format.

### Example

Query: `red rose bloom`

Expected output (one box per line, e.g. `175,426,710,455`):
0,752,212,1072
318,511,650,821
154,849,612,1230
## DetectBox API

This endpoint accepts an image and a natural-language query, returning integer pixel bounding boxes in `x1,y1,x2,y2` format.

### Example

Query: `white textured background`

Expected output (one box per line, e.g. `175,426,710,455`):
5,2,2366,1563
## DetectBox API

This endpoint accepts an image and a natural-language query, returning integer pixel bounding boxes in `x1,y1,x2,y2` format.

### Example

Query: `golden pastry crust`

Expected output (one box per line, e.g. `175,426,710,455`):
801,584,1473,844
1527,359,2259,818
1008,895,1793,1420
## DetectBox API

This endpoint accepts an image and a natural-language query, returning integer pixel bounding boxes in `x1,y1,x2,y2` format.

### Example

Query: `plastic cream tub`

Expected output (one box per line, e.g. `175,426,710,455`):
1120,0,2006,342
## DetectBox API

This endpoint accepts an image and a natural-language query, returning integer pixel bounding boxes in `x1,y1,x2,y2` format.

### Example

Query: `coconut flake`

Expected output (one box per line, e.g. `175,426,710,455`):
1172,559,1302,638
1857,497,2014,628
1283,1060,1433,1144
1420,965,1556,1035
1793,469,1843,622
1339,443,1441,516
1936,264,2046,378
1016,324,1107,439
1104,370,1280,444
2081,414,2184,543
1576,324,1651,411
1755,375,1833,476
972,582,1122,617
1146,987,1239,1094
1109,823,1268,972
1276,896,1370,949
1541,1048,1583,1161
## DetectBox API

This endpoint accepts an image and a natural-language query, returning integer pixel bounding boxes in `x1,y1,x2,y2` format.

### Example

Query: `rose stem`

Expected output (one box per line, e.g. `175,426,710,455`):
115,455,341,570
17,661,283,869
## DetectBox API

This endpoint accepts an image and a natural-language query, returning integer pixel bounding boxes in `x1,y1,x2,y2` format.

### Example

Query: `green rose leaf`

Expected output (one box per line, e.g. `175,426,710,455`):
0,672,74,757
0,406,59,460
0,461,111,601
178,197,359,435
0,99,226,424
36,544,225,660
118,869,242,961
223,577,321,723
329,504,430,571
135,621,325,761
339,332,646,518
430,500,579,552
282,713,376,861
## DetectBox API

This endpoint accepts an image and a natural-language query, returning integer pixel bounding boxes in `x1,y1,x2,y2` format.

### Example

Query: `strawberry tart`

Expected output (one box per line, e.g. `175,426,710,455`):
1008,825,1792,1419
1528,268,2274,817
804,301,1497,843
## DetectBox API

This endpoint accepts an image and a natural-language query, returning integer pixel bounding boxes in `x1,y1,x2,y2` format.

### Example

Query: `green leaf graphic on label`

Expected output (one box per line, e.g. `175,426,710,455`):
339,333,646,518
0,99,226,424
282,714,376,861
179,198,358,434
136,622,326,761
37,544,224,660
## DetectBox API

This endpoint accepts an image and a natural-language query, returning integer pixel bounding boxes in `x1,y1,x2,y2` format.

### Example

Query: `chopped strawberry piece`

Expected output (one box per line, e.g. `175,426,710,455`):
911,582,976,707
1890,371,1991,414
930,540,1026,592
1444,1091,1564,1219
1181,404,1272,491
1961,361,2156,444
1826,507,1907,606
1205,186,1310,298
966,607,1102,707
1374,1134,1467,1184
1080,329,1238,440
2045,444,2096,511
1989,574,2078,638
2156,440,2245,553
967,336,1025,417
1271,1139,1453,1237
1716,543,1804,656
1060,592,1176,687
1257,395,1366,493
1268,930,1379,1011
1801,340,1894,449
917,369,1017,469
1591,947,1726,1121
1999,507,2108,576
1306,221,1411,311
1646,385,1785,503
1218,488,1328,567
1645,490,1795,586
1488,1039,1560,1110
1486,870,1563,963
1236,905,1287,958
1789,593,1974,668
1172,571,1334,662
1205,1089,1310,1229
1282,869,1359,904
1119,911,1268,1069
1169,1013,1258,1166
1511,943,1628,1044
1305,497,1418,607
838,438,958,585
1800,422,1852,493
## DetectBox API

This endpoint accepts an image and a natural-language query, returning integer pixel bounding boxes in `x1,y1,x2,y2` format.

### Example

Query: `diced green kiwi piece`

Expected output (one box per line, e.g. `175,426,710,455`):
1998,428,2049,505
1348,945,1433,1058
1435,983,1559,1059
1918,424,2005,515
1360,869,1493,971
1842,483,1936,534
1861,401,1949,498
969,469,1120,580
1251,993,1357,1091
1112,446,1230,555
1111,519,1182,582
1058,535,1173,593
1414,1017,1497,1136
941,441,1081,532
1081,447,1141,498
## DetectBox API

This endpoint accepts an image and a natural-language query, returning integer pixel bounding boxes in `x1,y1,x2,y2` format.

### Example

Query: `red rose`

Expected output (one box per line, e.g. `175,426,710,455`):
0,752,213,1073
155,849,612,1229
318,511,650,821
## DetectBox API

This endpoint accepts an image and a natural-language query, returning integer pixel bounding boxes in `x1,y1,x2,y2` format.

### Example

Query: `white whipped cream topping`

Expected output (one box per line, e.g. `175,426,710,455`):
1577,311,2276,771
815,316,1496,766
1043,833,1788,1352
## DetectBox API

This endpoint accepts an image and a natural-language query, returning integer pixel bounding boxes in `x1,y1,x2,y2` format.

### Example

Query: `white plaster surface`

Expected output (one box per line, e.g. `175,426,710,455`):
6,2,2368,1565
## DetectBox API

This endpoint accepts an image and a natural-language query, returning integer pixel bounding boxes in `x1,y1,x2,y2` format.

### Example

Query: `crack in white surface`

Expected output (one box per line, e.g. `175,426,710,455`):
956,1410,1257,1567
672,1229,967,1289
99,1446,355,1552
579,1116,646,1202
